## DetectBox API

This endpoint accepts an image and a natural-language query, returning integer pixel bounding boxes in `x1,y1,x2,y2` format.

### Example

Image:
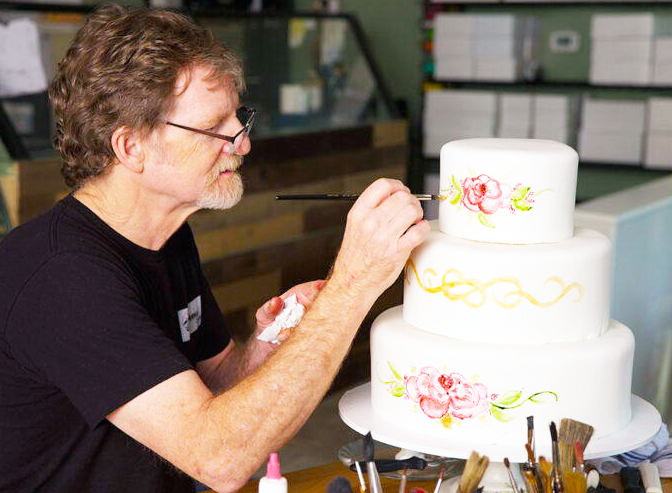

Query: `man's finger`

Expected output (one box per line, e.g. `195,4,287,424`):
352,178,409,212
256,296,284,327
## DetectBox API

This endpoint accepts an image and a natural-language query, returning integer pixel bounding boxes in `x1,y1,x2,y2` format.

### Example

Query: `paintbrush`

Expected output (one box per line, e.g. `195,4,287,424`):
354,460,367,493
399,469,408,493
433,467,445,493
363,432,383,493
550,422,564,493
457,451,490,493
525,443,544,493
559,419,594,475
275,193,439,201
528,416,536,459
539,456,552,493
504,458,522,493
563,444,587,493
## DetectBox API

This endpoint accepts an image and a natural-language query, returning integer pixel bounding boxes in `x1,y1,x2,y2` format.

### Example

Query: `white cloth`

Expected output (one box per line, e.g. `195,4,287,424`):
256,294,305,345
587,424,672,477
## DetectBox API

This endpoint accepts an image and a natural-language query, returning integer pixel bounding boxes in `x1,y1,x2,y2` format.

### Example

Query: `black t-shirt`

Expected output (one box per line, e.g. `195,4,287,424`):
0,195,231,492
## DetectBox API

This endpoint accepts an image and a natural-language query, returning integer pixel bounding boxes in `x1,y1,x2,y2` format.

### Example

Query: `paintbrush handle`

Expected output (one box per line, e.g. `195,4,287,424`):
275,194,438,201
350,458,427,473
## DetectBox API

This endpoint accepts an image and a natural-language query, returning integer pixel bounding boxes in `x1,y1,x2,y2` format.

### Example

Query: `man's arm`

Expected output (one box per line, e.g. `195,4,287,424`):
107,178,430,493
196,280,325,394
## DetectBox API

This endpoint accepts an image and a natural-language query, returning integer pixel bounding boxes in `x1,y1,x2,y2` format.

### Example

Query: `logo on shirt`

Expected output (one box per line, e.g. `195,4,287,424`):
178,295,202,342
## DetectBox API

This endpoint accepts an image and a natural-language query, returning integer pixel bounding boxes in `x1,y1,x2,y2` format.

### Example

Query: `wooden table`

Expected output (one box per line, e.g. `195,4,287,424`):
235,461,438,493
217,461,672,493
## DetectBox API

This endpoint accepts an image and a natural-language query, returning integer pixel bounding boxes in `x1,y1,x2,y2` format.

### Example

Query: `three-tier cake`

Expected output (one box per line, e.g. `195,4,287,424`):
369,138,635,455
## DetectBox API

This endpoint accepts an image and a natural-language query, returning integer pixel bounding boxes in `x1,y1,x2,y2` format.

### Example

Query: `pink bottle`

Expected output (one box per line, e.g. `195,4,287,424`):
259,453,288,493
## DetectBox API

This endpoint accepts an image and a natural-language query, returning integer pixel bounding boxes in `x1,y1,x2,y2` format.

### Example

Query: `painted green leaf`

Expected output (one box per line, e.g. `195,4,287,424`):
511,186,530,202
478,213,495,229
450,175,462,205
390,382,405,398
388,361,402,382
514,199,532,212
527,391,559,404
491,406,515,422
494,390,523,406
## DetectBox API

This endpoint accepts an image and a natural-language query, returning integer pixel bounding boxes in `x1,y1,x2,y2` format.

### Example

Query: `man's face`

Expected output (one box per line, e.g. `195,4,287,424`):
146,64,249,211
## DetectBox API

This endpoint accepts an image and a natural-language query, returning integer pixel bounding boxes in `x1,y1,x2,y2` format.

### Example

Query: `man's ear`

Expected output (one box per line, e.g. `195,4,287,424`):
110,126,145,174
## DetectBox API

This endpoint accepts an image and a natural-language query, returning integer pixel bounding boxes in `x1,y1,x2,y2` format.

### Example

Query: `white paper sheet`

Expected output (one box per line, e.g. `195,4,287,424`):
0,18,48,97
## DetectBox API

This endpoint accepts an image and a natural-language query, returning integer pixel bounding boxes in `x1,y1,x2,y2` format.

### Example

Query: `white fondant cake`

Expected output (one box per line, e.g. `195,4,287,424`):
404,226,611,344
369,138,635,454
439,139,578,245
371,306,634,452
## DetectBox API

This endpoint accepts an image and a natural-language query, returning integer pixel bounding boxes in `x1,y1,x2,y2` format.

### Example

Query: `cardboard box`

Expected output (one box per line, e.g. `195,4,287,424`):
473,14,520,38
578,130,643,164
648,98,672,131
654,37,672,62
652,63,672,86
434,14,474,38
644,133,672,169
434,57,474,80
474,58,521,81
591,13,655,39
473,36,523,59
433,38,472,59
582,99,646,134
590,61,652,85
534,94,570,116
424,90,498,116
591,39,653,63
423,127,496,157
533,126,570,145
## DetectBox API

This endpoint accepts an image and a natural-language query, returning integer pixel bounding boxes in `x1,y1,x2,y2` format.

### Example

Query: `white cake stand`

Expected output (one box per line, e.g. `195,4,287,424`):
338,382,662,463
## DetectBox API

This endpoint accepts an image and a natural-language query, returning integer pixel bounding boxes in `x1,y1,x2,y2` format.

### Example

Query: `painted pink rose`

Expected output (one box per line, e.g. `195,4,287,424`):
461,175,512,215
405,367,453,419
446,373,491,420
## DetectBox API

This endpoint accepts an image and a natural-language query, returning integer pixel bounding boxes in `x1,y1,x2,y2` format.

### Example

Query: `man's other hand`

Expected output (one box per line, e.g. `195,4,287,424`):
254,280,326,343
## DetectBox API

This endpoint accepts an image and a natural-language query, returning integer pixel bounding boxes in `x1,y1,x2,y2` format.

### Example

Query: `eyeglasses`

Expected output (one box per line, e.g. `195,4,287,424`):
164,106,256,155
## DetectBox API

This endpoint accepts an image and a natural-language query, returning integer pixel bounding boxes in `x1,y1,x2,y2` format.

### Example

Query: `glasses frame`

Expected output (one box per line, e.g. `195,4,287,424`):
164,106,256,154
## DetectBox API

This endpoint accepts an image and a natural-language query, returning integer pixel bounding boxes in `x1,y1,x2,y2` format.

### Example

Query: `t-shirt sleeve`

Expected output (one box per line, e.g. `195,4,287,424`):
5,253,193,429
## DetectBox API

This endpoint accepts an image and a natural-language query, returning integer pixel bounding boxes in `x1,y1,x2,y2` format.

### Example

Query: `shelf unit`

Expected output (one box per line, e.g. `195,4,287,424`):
415,0,672,202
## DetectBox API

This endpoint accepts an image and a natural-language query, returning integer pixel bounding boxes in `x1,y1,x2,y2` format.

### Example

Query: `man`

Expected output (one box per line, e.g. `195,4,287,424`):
0,4,429,492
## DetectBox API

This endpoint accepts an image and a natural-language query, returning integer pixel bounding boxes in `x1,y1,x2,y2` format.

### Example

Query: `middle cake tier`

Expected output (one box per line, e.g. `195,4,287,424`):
403,226,611,344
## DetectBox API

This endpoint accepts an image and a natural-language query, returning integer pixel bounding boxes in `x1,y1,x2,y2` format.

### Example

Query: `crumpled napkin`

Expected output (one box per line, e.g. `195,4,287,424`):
256,294,305,345
587,424,672,476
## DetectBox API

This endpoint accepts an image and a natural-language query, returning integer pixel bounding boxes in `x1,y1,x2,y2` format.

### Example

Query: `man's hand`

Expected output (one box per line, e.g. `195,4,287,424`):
330,178,430,303
254,280,326,343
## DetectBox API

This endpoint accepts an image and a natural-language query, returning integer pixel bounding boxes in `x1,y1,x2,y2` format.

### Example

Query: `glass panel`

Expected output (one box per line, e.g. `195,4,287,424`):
199,16,394,139
0,10,395,158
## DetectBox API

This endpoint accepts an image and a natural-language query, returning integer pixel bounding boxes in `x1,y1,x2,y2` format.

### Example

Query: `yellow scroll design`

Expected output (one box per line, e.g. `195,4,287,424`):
405,260,584,309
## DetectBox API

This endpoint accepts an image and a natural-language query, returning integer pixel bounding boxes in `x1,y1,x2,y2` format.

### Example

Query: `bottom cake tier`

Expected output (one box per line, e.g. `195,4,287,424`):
370,306,635,453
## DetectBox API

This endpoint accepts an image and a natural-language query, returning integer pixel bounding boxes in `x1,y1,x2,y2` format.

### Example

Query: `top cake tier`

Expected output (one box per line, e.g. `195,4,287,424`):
439,138,578,244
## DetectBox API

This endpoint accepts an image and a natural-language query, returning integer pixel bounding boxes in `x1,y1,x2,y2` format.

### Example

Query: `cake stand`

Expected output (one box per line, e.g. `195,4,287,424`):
338,382,662,463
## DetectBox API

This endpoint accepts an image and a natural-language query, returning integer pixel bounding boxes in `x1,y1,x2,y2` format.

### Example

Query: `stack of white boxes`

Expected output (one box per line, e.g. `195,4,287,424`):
579,99,646,164
653,37,672,85
590,13,655,85
433,14,538,82
423,89,497,157
533,94,574,145
497,93,532,138
645,98,672,169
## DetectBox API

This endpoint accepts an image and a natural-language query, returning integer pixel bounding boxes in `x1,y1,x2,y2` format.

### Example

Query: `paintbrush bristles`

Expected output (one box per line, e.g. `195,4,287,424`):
458,451,490,493
504,458,522,493
558,419,594,475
